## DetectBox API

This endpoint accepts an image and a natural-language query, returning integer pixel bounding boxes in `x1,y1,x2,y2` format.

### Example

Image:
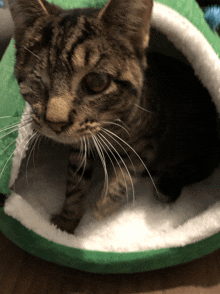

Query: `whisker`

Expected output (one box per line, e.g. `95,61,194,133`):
101,127,160,196
75,138,86,175
19,130,36,165
25,132,39,184
82,136,88,177
0,149,16,180
90,132,109,198
96,134,118,181
100,128,136,176
0,114,32,119
0,116,12,119
0,138,18,156
0,118,32,134
87,136,96,159
91,134,108,196
115,119,130,131
36,132,44,151
0,128,22,141
32,133,41,173
23,46,41,60
70,137,87,191
0,119,28,133
0,120,32,140
12,130,38,191
99,132,134,203
0,130,34,180
102,121,130,136
78,138,84,166
37,0,49,15
133,103,154,114
86,136,91,158
97,133,129,200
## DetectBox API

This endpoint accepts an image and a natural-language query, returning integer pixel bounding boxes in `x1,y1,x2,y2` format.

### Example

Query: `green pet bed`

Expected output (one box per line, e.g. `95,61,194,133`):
1,0,220,274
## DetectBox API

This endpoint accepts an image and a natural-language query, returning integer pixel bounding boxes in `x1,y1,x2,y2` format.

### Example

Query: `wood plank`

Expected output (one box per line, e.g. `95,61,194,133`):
1,232,220,294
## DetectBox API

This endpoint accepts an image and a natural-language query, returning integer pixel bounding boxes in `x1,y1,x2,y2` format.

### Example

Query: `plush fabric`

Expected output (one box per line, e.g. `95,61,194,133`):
1,0,220,274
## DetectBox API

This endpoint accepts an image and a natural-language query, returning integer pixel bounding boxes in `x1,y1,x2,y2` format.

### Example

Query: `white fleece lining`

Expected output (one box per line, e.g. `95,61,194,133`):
9,103,33,188
151,3,220,113
4,2,220,252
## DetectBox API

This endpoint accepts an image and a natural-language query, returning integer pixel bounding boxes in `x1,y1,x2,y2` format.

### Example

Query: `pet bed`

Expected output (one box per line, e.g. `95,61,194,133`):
1,0,220,274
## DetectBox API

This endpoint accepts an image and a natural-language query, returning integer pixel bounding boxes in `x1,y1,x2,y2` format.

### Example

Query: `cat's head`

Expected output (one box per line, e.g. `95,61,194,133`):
9,0,153,144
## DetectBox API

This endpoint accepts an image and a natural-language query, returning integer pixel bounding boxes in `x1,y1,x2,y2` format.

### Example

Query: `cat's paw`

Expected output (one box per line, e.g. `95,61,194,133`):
91,197,121,221
92,204,107,221
51,212,81,234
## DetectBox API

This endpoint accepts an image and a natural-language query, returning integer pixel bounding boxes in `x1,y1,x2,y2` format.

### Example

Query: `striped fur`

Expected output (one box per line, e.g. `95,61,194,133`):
9,0,220,232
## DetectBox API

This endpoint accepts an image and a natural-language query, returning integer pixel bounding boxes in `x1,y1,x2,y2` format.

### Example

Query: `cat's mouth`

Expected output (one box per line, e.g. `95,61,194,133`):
32,116,129,145
32,116,102,144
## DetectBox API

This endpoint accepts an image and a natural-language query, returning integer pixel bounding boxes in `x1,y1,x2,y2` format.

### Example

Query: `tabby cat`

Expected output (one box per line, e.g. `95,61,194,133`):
8,0,220,233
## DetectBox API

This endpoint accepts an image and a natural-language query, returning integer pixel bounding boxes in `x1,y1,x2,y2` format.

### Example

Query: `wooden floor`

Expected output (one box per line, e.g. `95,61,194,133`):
1,231,220,294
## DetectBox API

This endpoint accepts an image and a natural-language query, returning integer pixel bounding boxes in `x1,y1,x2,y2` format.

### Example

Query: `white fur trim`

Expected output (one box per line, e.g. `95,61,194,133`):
5,2,220,252
152,3,220,114
9,103,34,187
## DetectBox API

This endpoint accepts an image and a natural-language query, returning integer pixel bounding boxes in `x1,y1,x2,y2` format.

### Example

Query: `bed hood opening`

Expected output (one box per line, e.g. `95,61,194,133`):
5,17,220,253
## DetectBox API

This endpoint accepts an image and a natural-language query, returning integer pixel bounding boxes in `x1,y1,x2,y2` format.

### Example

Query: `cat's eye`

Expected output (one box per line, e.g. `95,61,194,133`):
82,73,111,94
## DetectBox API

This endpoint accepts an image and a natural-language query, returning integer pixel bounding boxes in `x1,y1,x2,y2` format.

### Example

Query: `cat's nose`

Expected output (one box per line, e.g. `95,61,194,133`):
47,121,68,133
46,96,72,132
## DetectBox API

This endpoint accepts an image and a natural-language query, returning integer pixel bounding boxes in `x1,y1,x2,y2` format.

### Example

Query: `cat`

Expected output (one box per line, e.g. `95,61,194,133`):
8,0,220,233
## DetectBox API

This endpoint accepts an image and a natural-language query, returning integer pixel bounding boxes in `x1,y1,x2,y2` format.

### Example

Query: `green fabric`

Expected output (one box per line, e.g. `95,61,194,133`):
0,0,220,274
1,206,220,274
0,39,25,195
48,0,106,9
157,0,220,57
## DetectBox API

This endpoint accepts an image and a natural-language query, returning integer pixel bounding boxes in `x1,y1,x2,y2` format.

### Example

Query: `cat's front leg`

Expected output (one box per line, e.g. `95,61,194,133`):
51,148,93,233
92,162,137,220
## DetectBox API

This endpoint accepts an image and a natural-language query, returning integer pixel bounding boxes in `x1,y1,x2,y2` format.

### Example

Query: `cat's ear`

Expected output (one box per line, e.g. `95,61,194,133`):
98,0,153,50
8,0,61,28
